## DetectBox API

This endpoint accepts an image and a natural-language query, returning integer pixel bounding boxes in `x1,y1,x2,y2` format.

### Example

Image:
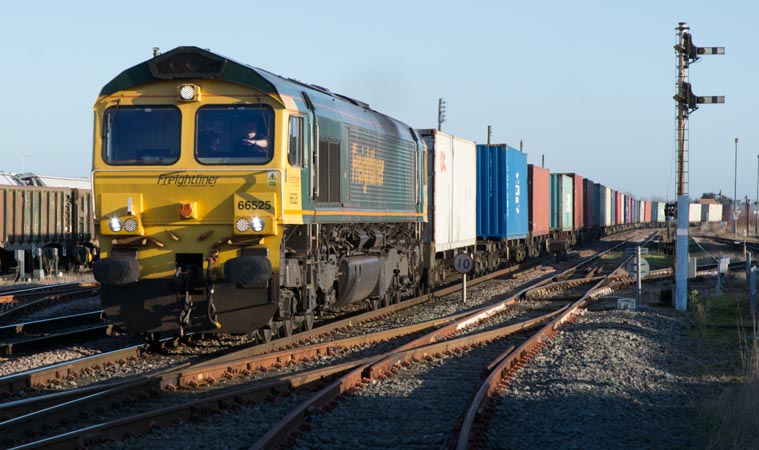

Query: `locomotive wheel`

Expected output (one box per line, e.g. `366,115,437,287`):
279,318,294,337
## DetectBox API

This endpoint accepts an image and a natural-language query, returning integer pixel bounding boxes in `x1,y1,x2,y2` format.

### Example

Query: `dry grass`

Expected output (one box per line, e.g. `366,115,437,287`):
698,292,759,449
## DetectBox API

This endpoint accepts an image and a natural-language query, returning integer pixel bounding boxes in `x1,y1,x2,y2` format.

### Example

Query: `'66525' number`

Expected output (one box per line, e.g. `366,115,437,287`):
237,200,272,210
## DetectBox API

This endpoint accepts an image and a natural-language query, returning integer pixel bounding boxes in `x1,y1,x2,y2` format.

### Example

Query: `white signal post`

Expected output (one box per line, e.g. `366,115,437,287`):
453,253,474,303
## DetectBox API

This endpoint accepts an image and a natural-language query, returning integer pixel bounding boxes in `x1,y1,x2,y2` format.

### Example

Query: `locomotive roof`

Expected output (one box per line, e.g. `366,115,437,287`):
99,46,415,140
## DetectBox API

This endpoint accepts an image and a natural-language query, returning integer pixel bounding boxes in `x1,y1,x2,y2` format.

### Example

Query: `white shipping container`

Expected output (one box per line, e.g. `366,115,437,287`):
604,187,612,226
707,204,722,222
689,203,702,223
640,201,645,223
421,130,477,252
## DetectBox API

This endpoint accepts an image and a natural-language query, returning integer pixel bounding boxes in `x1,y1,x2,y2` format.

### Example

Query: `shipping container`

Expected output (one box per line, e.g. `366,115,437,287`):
689,203,702,223
476,144,528,239
583,178,596,228
597,184,609,227
593,183,603,227
603,186,612,226
623,194,628,224
617,192,623,224
654,202,666,222
550,175,559,229
528,165,550,237
702,203,723,222
550,174,573,232
0,186,94,251
635,199,641,223
420,130,477,252
568,174,584,231
630,198,636,223
630,197,635,224
644,201,652,223
612,191,618,225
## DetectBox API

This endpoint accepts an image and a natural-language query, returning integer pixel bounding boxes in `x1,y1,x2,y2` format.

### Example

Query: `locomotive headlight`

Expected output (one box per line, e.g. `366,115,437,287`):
123,218,139,233
250,216,264,232
178,84,201,101
235,218,250,232
109,217,123,232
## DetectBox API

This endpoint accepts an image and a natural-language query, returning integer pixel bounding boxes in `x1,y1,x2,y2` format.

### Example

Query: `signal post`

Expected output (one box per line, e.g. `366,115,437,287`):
672,22,724,310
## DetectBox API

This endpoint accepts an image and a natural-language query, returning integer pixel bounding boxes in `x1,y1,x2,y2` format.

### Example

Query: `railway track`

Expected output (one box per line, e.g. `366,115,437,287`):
0,311,111,355
0,283,100,325
252,233,658,449
0,230,656,448
0,231,653,449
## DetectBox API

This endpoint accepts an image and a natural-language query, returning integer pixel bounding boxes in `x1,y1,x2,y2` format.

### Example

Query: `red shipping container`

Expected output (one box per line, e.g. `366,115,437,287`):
615,191,623,224
572,174,584,231
644,201,652,223
528,164,550,237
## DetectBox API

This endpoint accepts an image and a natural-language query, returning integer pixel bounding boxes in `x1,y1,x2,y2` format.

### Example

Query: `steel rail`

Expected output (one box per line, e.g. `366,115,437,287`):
0,324,113,356
0,311,105,338
0,287,100,325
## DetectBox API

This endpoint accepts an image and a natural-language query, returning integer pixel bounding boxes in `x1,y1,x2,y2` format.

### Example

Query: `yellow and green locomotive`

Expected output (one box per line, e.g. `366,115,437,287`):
93,47,426,339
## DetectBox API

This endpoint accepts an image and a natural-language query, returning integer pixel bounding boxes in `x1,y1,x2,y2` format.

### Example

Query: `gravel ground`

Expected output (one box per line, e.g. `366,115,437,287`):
484,301,710,450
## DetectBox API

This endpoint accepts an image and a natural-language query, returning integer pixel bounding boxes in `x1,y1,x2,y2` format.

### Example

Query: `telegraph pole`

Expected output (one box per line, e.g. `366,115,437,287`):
673,22,724,310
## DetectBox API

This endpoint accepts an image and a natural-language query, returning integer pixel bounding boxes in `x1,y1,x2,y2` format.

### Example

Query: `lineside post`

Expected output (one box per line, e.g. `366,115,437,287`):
672,22,724,311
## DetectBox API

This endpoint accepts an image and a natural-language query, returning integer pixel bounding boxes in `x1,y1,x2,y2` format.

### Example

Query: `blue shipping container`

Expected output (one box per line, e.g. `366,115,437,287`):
476,144,528,239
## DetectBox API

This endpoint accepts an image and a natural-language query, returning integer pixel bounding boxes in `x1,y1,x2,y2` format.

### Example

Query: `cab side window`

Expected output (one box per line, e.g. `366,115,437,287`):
288,116,304,167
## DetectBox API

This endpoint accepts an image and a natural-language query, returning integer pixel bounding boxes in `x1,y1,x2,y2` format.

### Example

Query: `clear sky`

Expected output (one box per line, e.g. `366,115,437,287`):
1,1,754,202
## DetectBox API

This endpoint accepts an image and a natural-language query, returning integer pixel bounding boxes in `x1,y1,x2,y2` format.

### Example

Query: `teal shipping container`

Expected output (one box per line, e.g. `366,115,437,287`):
550,173,573,232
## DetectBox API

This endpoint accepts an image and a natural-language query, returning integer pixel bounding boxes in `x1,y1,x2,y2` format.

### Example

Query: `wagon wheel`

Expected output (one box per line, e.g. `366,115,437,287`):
367,297,381,311
256,325,273,343
301,311,315,331
279,318,294,337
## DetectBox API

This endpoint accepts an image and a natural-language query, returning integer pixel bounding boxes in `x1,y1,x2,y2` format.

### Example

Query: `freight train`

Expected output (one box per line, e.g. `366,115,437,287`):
92,46,666,340
0,174,96,275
